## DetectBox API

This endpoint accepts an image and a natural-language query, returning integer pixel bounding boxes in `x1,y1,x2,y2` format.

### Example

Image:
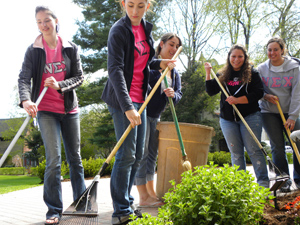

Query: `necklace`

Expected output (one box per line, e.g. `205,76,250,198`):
132,25,140,34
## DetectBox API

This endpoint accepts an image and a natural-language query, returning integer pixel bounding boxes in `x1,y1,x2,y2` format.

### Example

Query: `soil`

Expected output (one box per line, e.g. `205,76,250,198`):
262,189,300,225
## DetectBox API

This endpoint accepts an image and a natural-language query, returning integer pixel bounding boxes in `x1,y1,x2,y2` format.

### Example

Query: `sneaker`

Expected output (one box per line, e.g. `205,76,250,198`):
111,215,131,225
130,204,143,218
280,180,292,192
295,182,300,190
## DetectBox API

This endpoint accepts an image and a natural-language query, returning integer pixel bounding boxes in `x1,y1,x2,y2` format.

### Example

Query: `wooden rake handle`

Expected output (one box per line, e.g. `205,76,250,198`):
210,69,265,151
276,100,300,164
105,46,183,163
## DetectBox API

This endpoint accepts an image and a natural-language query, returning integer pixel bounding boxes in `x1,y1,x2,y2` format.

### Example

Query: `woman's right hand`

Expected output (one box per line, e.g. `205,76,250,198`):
204,62,212,80
264,94,279,104
125,109,141,128
22,100,38,118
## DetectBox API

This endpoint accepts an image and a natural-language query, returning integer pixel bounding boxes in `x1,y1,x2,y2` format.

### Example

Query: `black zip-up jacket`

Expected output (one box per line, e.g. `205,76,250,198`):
101,15,161,113
18,34,84,113
205,67,263,121
147,68,182,118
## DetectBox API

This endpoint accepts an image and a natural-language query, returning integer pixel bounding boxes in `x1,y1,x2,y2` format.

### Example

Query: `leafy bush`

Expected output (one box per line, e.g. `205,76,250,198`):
82,157,115,178
207,151,231,166
35,157,115,181
0,154,13,167
131,163,271,225
36,160,46,181
35,160,69,181
0,167,25,175
286,152,293,164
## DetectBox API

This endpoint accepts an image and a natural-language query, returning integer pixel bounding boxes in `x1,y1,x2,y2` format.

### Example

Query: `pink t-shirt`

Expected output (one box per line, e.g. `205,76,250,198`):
129,24,150,103
38,36,78,114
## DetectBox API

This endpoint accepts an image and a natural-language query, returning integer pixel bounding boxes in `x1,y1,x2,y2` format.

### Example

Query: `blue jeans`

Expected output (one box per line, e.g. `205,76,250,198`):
37,111,86,219
135,116,159,185
220,111,269,188
108,103,146,218
262,113,300,182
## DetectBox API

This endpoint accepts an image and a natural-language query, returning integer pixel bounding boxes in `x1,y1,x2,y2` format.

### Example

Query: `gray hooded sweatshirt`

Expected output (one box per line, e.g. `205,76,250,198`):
258,56,300,121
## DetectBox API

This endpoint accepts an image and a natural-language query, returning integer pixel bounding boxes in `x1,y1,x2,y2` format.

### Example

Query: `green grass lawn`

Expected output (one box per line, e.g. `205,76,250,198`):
0,175,43,194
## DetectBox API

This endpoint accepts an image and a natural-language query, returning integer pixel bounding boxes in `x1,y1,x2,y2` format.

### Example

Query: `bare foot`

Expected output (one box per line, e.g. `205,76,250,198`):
139,196,164,207
45,217,59,224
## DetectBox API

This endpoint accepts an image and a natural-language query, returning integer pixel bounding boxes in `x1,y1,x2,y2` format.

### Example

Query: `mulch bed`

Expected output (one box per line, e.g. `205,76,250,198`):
262,189,300,224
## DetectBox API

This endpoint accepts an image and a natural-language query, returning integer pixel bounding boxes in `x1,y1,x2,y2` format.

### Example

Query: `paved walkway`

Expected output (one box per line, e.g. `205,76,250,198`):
0,165,297,225
0,176,158,225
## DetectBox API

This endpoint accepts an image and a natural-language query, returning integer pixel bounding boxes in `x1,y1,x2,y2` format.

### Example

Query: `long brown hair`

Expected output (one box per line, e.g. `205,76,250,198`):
218,44,252,83
155,33,182,58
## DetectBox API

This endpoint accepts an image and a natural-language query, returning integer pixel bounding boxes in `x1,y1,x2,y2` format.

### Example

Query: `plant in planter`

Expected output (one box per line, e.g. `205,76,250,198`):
130,163,272,225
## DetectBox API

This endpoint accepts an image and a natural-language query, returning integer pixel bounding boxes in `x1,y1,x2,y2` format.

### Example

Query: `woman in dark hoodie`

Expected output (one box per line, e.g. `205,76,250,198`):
205,44,269,189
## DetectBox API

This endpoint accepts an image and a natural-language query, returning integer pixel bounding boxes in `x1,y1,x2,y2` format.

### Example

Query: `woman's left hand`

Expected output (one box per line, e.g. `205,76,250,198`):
160,59,176,70
164,87,175,98
285,119,296,131
225,96,239,105
44,76,61,90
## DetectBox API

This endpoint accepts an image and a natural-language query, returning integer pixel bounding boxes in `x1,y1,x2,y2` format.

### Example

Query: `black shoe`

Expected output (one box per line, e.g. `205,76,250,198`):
280,180,292,192
133,209,143,218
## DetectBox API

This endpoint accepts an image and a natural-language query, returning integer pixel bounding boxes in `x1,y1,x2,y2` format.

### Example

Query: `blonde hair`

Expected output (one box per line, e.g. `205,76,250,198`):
118,0,153,13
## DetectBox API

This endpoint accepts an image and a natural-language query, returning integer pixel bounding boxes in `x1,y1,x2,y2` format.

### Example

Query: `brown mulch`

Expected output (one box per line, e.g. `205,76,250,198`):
262,189,300,224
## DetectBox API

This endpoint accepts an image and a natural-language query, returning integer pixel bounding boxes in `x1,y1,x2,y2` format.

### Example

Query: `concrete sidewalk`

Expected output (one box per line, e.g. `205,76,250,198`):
0,176,158,225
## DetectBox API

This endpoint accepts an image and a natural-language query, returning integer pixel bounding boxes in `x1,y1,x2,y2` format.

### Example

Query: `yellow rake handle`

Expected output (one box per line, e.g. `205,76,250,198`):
276,100,300,164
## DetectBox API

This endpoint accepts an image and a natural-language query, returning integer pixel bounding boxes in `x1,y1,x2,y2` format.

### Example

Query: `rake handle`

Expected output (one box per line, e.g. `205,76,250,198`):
0,87,48,167
99,46,183,174
275,100,300,164
163,76,186,157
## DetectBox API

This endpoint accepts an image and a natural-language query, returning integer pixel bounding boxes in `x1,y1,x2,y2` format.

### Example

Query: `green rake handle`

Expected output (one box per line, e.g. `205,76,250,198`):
163,76,187,158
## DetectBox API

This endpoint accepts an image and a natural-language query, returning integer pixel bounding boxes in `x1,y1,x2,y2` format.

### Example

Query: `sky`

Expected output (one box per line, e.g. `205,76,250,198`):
0,0,83,119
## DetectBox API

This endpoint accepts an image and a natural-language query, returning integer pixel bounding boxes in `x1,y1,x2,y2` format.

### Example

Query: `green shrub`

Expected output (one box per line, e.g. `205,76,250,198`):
82,157,115,178
30,166,39,176
36,160,46,181
61,161,69,177
0,167,25,175
207,151,231,166
244,151,251,164
131,163,271,224
286,152,293,164
35,157,115,181
129,212,173,225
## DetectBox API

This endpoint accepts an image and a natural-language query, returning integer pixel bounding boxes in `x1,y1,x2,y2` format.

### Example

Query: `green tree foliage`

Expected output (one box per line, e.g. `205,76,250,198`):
266,0,300,57
80,107,115,158
72,0,169,73
24,124,44,165
162,62,219,124
72,0,122,73
77,76,108,107
88,108,116,158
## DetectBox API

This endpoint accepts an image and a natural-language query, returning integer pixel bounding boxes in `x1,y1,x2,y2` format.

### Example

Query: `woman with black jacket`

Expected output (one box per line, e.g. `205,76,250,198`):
101,0,175,224
205,44,269,189
18,6,86,225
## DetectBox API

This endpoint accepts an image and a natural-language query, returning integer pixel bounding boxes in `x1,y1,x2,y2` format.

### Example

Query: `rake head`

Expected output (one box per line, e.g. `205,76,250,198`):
63,175,99,216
